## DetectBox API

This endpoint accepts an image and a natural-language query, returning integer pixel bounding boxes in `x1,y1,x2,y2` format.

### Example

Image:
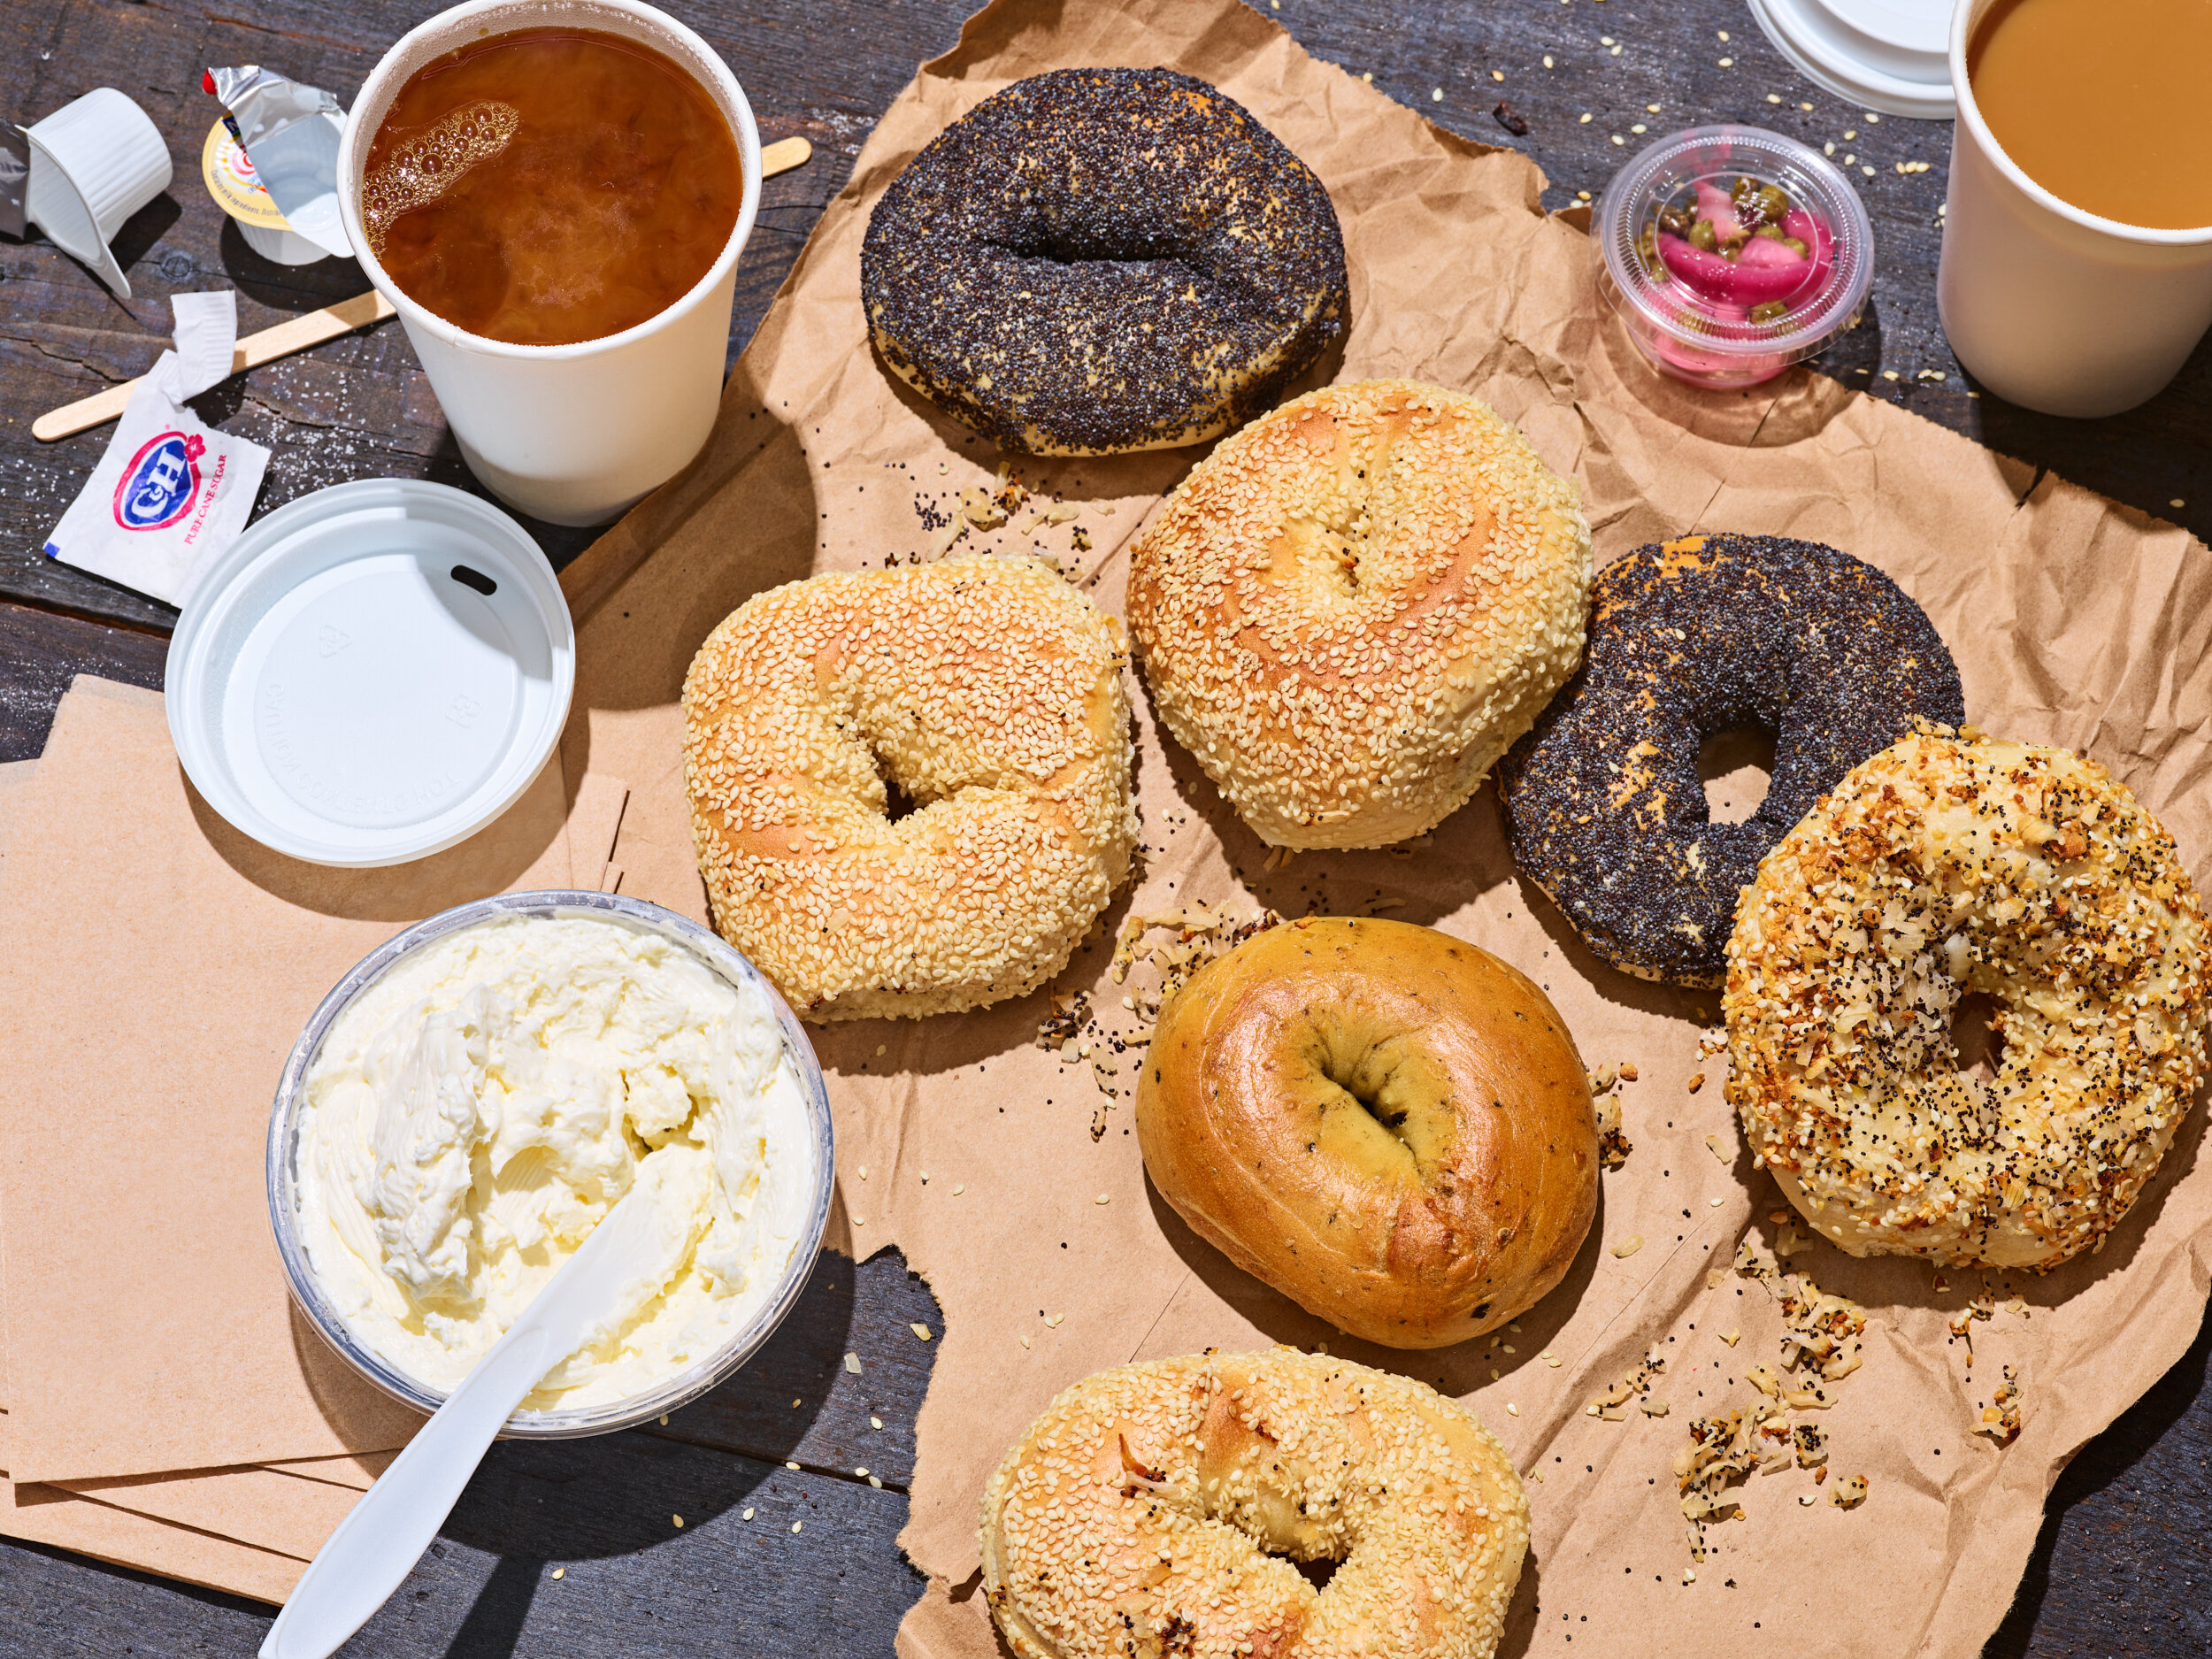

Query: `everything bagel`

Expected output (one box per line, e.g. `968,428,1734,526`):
1727,728,2209,1269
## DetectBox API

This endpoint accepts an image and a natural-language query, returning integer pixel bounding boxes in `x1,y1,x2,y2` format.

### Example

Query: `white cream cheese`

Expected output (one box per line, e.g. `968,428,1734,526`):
294,914,815,1411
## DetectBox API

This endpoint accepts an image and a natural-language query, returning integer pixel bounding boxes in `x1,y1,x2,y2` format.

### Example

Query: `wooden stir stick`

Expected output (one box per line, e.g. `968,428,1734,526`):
33,134,815,443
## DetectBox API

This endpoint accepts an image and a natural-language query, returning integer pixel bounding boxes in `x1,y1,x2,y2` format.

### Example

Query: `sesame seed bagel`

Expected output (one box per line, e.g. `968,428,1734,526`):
862,67,1348,456
979,1350,1528,1659
1137,918,1599,1348
1726,728,2210,1270
681,555,1137,1021
1126,380,1591,849
1500,534,1965,987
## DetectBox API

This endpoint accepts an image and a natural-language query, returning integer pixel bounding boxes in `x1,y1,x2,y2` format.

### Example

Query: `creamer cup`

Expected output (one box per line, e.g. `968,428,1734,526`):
201,115,330,266
203,65,351,262
22,88,173,298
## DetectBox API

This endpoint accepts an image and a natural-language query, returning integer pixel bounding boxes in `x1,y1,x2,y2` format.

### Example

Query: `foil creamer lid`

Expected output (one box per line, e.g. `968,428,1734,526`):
201,116,290,229
0,125,27,241
203,65,352,258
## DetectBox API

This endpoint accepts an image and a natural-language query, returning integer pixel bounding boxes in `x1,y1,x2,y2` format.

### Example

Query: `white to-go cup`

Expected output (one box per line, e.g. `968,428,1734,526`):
338,0,762,526
1939,0,2212,418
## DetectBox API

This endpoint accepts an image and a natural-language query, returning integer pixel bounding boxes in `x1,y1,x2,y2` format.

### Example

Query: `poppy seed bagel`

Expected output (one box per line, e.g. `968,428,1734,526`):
861,67,1349,456
1498,534,1964,987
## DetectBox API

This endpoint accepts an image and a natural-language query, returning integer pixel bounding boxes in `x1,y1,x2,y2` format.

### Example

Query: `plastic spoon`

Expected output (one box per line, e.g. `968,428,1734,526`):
257,1183,670,1659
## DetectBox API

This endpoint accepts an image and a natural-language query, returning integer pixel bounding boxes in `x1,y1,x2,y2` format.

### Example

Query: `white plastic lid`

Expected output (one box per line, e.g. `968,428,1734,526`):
1746,0,1956,120
166,479,574,867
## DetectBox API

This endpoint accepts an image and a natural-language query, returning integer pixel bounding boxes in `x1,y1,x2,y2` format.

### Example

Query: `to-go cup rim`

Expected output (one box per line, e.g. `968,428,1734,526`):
337,0,764,359
1950,0,2212,247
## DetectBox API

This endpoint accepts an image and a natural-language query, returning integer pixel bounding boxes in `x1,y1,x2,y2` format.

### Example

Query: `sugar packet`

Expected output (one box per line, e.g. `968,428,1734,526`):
43,291,271,606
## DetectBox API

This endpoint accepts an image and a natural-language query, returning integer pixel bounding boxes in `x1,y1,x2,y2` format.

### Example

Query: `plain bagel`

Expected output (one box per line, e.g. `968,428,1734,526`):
681,555,1137,1020
1127,380,1591,849
1727,727,2210,1269
1136,917,1600,1347
980,1349,1528,1659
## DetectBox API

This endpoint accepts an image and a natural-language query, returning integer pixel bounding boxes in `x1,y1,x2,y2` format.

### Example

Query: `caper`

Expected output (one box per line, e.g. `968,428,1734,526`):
1687,217,1718,252
1658,205,1693,237
1757,185,1793,223
1754,223,1786,242
1783,235,1809,258
1749,300,1791,324
1731,176,1761,211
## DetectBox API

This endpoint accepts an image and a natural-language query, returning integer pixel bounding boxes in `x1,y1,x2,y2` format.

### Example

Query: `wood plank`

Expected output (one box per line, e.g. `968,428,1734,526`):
30,293,397,442
1985,1303,2212,1656
0,1433,921,1655
0,601,165,762
0,0,910,626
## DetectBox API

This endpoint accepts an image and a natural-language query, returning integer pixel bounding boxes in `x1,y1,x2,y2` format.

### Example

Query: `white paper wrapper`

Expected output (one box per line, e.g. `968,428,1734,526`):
43,291,270,606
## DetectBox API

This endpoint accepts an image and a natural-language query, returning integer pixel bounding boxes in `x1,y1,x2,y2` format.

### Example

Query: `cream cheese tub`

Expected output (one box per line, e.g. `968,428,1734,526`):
268,891,833,1435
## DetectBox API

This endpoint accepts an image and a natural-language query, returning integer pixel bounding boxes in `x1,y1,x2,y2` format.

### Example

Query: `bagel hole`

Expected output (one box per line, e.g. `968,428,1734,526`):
1325,1059,1413,1150
1294,1557,1342,1593
1699,728,1776,825
999,227,1179,270
1951,991,2004,1085
871,742,923,824
881,775,920,824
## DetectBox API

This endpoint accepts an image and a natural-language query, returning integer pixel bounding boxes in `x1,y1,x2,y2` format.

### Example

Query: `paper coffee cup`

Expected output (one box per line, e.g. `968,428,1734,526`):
337,0,764,527
1939,0,2212,418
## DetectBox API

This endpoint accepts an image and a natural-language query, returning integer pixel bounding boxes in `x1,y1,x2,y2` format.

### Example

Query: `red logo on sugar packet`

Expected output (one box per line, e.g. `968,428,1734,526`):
112,431,207,532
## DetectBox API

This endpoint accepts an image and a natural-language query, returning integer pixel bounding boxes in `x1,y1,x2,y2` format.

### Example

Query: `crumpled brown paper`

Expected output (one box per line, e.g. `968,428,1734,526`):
549,3,2212,1656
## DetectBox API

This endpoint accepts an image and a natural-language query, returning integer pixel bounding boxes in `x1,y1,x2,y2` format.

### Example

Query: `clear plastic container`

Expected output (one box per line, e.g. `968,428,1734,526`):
265,889,836,1439
1597,125,1874,388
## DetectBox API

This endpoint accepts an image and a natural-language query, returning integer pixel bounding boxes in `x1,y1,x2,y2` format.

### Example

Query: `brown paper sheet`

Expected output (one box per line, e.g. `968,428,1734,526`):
567,770,634,894
0,678,580,1484
0,1474,302,1605
254,1450,397,1492
52,1465,354,1563
545,4,2212,1656
0,820,328,1598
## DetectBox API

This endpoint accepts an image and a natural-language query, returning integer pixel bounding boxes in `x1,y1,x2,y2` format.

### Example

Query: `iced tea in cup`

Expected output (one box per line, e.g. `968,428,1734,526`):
338,0,761,526
1940,0,2212,418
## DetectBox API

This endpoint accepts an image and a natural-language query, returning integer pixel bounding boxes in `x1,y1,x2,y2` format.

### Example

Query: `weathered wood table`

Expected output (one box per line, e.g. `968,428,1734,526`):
1,2,2205,1654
